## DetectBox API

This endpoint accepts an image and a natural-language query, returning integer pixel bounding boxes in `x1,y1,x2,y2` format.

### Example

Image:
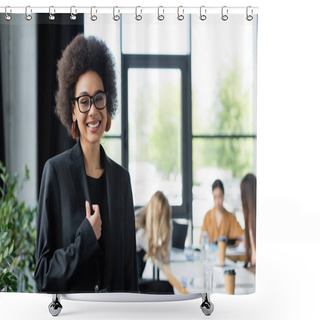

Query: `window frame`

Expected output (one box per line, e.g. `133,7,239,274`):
121,53,192,220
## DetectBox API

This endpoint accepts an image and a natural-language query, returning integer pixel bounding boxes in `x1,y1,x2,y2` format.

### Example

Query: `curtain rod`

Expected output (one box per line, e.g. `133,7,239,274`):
0,6,258,15
0,6,258,22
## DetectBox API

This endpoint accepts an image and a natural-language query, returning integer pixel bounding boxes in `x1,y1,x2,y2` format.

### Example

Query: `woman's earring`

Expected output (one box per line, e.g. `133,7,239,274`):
72,120,76,139
105,114,112,132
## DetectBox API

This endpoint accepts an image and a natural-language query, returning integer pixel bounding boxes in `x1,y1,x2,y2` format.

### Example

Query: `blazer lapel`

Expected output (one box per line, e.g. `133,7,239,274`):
100,146,119,267
68,140,91,216
101,145,123,237
101,146,115,220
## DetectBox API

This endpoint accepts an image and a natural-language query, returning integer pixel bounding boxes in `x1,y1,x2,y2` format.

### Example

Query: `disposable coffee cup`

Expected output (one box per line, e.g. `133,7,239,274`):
218,236,227,266
224,269,236,294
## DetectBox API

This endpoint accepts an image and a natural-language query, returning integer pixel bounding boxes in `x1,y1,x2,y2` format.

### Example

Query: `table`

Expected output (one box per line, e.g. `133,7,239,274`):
142,248,255,295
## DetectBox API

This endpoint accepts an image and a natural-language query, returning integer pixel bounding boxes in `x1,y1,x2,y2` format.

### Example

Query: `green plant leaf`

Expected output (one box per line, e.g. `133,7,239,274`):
24,165,30,180
2,260,11,267
3,247,8,259
9,243,14,255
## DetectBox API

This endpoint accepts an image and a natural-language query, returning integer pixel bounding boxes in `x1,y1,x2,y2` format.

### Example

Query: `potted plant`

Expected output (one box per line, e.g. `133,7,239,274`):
0,161,37,292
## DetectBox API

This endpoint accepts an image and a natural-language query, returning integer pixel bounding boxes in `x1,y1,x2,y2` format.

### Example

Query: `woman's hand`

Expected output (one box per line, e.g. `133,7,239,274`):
162,263,190,294
85,201,102,240
179,286,190,294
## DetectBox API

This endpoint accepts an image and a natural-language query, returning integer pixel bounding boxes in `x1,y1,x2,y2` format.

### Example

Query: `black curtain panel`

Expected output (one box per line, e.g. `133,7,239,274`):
0,40,5,167
37,14,84,194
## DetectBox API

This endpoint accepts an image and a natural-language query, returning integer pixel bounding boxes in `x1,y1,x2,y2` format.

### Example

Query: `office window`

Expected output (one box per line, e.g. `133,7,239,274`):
128,68,182,206
191,15,257,245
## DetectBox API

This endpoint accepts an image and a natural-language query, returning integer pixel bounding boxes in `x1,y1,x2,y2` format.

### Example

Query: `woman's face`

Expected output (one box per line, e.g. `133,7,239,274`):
72,70,107,146
212,187,224,211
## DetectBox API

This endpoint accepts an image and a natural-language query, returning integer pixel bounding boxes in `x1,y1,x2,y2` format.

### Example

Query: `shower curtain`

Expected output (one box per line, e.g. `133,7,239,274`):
0,7,257,297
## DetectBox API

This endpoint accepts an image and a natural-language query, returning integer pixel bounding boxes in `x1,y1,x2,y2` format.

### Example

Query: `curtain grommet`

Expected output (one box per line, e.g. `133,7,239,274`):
158,6,165,21
221,6,228,21
48,6,55,20
5,6,12,21
246,6,254,21
200,6,207,21
91,6,98,21
135,6,142,21
70,6,77,21
25,6,32,21
113,6,120,21
177,6,184,21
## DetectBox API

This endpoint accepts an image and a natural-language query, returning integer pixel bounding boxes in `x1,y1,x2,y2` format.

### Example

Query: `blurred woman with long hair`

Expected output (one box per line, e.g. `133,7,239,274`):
240,173,256,273
136,191,188,294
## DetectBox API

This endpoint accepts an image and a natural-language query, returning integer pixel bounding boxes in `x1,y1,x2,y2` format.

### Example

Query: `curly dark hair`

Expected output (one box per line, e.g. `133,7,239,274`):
55,34,118,138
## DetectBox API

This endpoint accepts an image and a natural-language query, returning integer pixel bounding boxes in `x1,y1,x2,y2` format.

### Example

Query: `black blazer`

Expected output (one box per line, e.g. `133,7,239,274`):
34,141,138,293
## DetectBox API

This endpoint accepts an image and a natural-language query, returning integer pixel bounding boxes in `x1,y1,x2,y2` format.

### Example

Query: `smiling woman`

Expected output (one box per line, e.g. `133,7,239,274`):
73,71,108,156
34,34,138,294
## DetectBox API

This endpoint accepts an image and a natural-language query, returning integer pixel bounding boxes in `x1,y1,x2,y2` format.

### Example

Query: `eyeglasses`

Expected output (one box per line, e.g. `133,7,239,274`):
73,91,107,113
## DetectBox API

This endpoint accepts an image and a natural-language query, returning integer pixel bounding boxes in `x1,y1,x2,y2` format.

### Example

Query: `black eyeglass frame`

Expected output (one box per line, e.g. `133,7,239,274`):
73,91,108,113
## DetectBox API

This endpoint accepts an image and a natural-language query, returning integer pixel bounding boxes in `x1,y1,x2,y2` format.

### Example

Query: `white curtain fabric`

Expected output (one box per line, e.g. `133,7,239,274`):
0,9,257,296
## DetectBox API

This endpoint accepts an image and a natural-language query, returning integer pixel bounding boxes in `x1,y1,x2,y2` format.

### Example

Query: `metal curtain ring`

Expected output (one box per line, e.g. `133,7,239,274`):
246,6,253,21
135,6,142,21
70,6,77,20
91,6,98,21
49,6,55,20
221,6,228,21
200,6,207,21
177,6,184,21
113,6,120,21
158,6,164,21
4,6,12,21
25,6,32,21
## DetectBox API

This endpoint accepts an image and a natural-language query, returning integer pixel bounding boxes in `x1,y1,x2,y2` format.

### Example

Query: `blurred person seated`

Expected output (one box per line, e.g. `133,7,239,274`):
136,191,189,294
200,179,244,244
240,173,256,273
